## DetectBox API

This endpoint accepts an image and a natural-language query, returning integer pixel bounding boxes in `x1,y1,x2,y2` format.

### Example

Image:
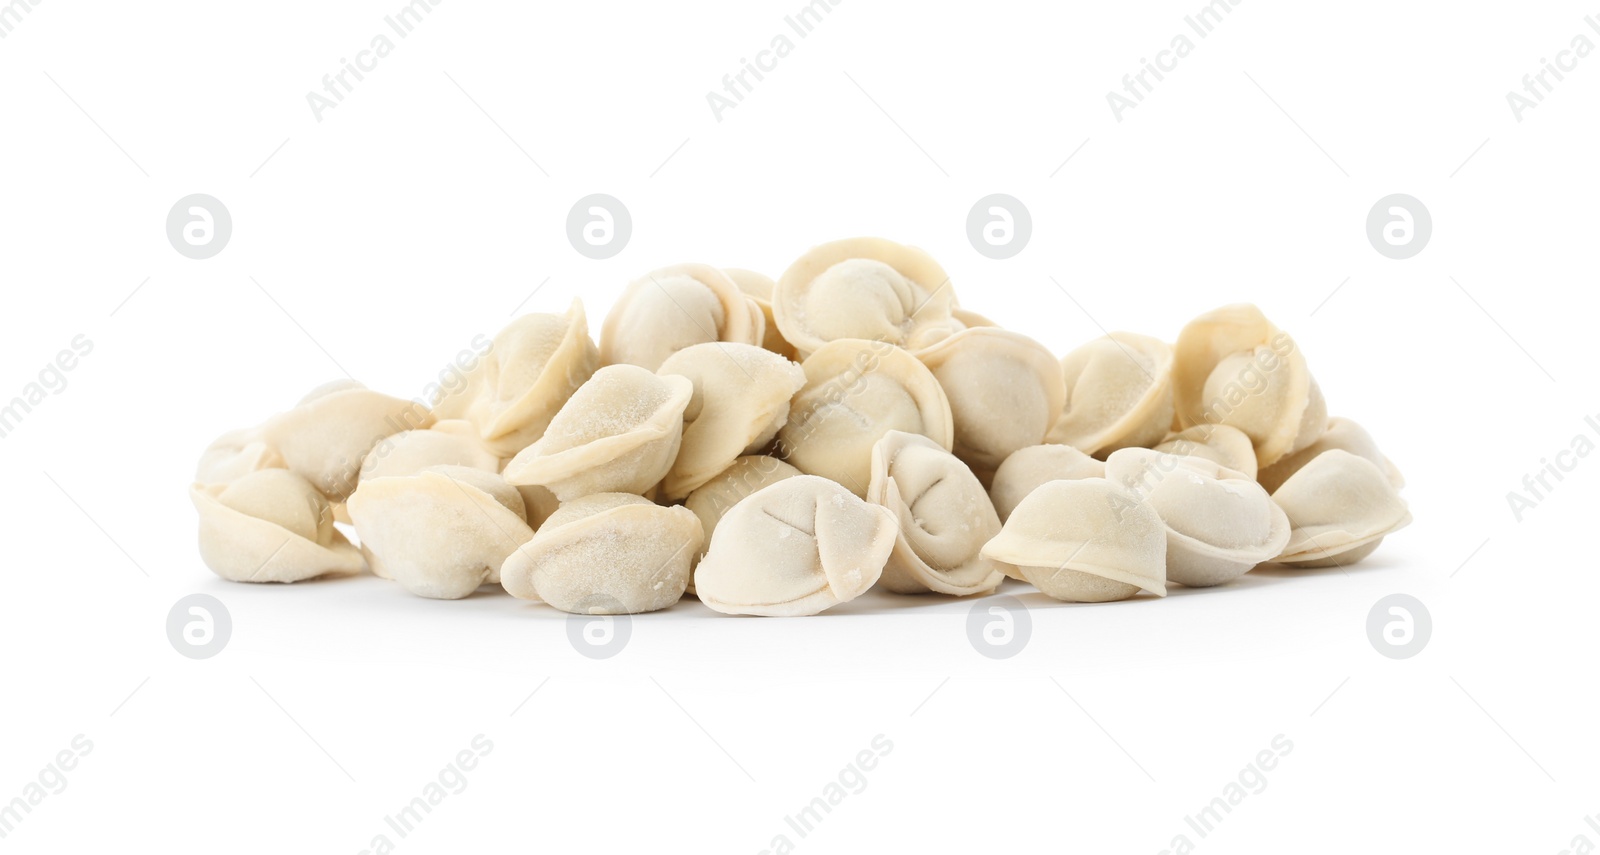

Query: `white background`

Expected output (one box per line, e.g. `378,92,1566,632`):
1,0,1596,852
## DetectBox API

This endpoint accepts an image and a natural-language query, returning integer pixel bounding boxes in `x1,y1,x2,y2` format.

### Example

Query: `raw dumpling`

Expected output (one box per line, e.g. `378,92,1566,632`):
262,380,432,502
191,469,364,583
655,342,806,500
1105,448,1290,587
196,425,283,485
1049,332,1174,457
1256,417,1404,494
1152,424,1259,480
774,339,953,495
980,479,1167,602
773,237,962,358
725,268,799,360
915,328,1064,473
1270,450,1411,567
500,365,693,501
866,431,1003,596
989,443,1106,522
684,456,803,559
358,419,500,483
346,465,533,599
693,475,898,616
430,299,599,457
501,493,702,614
600,264,764,371
1172,305,1327,468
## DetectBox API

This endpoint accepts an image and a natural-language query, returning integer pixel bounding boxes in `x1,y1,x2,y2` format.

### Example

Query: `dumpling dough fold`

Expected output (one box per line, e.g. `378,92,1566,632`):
191,469,365,583
867,431,1003,596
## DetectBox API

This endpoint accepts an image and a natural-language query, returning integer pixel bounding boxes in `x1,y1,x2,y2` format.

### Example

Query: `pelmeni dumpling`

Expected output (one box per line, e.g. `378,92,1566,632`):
693,476,898,616
430,300,599,457
600,264,764,371
1153,424,1259,480
358,420,500,483
1105,448,1290,587
773,237,962,358
866,431,1003,596
191,469,364,583
262,380,432,502
500,493,702,614
196,425,283,485
989,443,1106,522
1256,417,1404,495
1173,304,1327,468
774,339,953,495
914,328,1064,475
655,343,806,500
980,479,1167,602
346,465,533,599
1049,332,1175,457
725,268,799,360
1270,450,1411,567
501,365,693,501
684,456,803,558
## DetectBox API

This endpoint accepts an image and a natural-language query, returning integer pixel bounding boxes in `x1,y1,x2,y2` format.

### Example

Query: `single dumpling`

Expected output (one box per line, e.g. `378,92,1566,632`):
500,493,703,614
346,465,533,599
915,327,1065,474
430,299,599,457
980,479,1167,602
773,237,963,358
1270,450,1411,567
774,339,954,495
1152,424,1259,480
1172,304,1327,468
725,268,799,360
989,444,1106,522
1256,417,1404,494
196,425,283,485
693,475,898,616
358,419,500,483
866,431,1004,596
191,469,365,583
655,342,807,500
500,365,693,501
1105,448,1290,587
261,380,433,502
1049,332,1174,457
600,264,764,371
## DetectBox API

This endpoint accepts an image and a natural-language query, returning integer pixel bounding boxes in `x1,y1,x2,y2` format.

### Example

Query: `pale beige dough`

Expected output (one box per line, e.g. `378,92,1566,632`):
430,299,599,457
1049,332,1174,457
196,425,283,485
262,380,433,502
600,264,764,371
980,479,1167,602
774,339,953,496
866,431,1003,596
358,419,500,483
773,237,963,358
684,456,804,562
1172,304,1327,468
1105,449,1289,587
346,465,533,599
1152,424,1259,480
1255,417,1404,495
989,444,1106,522
191,469,364,583
655,342,806,500
501,365,693,501
500,493,703,614
916,328,1065,473
1269,449,1411,567
693,476,898,616
725,268,799,360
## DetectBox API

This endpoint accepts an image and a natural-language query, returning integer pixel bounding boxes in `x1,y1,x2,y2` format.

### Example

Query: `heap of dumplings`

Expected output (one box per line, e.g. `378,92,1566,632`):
191,237,1411,616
